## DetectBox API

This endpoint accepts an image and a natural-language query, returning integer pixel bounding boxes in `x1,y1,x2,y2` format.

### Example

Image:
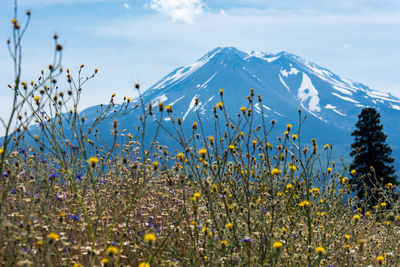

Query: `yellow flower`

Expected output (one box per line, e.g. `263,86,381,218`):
344,234,350,240
376,255,384,264
386,183,393,188
101,258,109,264
327,167,332,173
286,124,292,130
89,157,98,164
273,241,283,249
350,169,357,176
47,232,59,241
144,233,156,242
193,192,201,199
199,148,207,157
176,152,184,160
353,214,361,222
0,148,4,154
240,106,246,113
380,202,387,208
36,240,43,246
298,200,310,207
271,168,281,176
106,246,118,256
324,144,329,149
228,144,235,151
73,263,83,267
315,246,325,253
216,102,223,108
34,96,40,102
226,222,233,229
220,240,228,246
138,262,151,267
292,134,297,140
286,184,293,189
152,161,159,169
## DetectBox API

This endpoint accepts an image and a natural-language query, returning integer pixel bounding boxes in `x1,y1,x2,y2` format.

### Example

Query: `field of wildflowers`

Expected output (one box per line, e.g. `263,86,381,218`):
1,6,400,267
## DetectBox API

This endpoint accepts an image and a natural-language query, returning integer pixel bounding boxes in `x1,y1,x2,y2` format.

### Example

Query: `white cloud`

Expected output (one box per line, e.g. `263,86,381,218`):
124,3,130,10
149,0,204,23
220,9,226,16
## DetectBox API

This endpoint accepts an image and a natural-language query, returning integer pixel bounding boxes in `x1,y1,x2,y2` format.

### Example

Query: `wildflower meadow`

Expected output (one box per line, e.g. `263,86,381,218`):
1,5,400,267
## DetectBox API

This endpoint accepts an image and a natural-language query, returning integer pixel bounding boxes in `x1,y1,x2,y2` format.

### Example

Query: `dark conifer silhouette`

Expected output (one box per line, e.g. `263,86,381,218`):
350,107,397,206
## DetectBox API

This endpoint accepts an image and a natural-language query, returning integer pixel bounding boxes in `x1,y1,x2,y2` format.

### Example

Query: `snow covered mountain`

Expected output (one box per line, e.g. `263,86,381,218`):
88,47,400,165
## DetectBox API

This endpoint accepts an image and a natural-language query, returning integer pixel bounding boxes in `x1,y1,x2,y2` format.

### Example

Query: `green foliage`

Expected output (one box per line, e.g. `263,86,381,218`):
350,107,397,206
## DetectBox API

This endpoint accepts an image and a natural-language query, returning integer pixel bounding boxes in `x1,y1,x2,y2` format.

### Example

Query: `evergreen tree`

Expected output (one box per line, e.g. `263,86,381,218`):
350,107,397,206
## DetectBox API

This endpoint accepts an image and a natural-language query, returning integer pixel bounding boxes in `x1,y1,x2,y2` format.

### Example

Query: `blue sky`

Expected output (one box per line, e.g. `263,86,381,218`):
1,0,400,121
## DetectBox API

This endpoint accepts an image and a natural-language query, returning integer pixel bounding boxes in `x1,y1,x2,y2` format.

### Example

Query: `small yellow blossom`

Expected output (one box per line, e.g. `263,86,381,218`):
106,246,118,256
298,200,310,207
144,233,156,242
101,258,109,264
199,148,207,157
273,241,283,249
89,157,98,164
353,214,361,222
376,255,384,264
271,168,281,176
350,169,357,176
138,262,150,267
315,246,325,253
47,232,59,241
226,222,233,229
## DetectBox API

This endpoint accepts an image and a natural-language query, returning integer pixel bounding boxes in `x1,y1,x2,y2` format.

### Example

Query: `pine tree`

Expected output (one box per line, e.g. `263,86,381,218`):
350,107,397,206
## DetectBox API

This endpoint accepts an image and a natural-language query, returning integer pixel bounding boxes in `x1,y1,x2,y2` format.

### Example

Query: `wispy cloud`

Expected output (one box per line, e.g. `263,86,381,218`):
148,0,204,23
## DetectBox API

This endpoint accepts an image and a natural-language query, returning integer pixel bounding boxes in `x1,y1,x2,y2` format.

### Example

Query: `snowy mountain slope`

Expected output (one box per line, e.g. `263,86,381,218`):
139,47,400,137
60,47,398,168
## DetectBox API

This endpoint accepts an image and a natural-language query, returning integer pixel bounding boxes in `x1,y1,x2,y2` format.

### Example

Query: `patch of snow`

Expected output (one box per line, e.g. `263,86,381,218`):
183,95,198,121
332,109,347,116
391,104,400,110
152,94,168,105
332,85,353,96
199,95,215,113
297,73,321,112
281,67,299,77
169,95,185,106
244,51,280,63
324,104,336,109
200,73,218,89
366,90,400,103
331,92,359,104
151,49,220,90
254,103,271,114
279,74,290,91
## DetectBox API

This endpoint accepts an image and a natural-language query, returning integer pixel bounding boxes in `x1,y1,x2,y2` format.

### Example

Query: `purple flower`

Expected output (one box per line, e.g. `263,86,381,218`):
70,214,80,221
241,237,253,243
49,172,58,181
